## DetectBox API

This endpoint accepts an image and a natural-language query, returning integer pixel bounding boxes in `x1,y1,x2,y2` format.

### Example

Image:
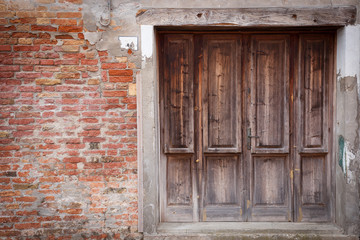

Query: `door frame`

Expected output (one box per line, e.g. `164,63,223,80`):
157,30,334,223
136,6,358,234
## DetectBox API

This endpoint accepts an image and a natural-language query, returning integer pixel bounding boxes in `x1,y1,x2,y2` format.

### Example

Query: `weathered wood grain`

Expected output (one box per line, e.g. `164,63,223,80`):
137,7,356,27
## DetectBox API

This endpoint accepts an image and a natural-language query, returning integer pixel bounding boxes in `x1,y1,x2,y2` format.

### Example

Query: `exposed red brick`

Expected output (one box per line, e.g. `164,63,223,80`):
31,25,57,31
101,63,126,69
58,26,83,33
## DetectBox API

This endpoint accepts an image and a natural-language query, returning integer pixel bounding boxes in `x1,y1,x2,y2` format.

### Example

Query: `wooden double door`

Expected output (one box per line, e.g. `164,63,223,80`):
159,32,334,222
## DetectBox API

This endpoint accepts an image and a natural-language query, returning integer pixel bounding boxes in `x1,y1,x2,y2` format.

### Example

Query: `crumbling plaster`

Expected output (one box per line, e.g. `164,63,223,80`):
82,0,142,68
336,25,360,234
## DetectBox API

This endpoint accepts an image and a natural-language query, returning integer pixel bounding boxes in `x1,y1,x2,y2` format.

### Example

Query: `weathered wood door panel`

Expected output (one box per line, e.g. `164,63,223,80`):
294,34,333,222
202,35,242,153
159,32,334,223
201,35,243,221
248,35,291,221
162,34,194,154
160,34,197,222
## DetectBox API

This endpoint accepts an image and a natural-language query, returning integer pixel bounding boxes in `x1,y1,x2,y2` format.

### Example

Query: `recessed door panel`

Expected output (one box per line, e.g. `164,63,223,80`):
253,156,286,206
162,155,195,222
203,155,242,221
202,36,241,153
303,40,325,148
301,156,325,205
251,35,289,153
205,156,238,205
167,156,192,206
163,34,194,153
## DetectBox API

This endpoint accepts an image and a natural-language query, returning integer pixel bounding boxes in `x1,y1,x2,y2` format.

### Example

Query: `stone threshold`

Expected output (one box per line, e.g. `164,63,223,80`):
144,222,357,240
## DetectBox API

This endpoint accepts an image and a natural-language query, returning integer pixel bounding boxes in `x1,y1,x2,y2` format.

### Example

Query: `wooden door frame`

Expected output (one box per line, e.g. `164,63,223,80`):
136,6,358,234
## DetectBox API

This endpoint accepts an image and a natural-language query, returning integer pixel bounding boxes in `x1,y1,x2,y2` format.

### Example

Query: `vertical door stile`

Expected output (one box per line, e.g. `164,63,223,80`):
243,34,252,221
194,34,202,222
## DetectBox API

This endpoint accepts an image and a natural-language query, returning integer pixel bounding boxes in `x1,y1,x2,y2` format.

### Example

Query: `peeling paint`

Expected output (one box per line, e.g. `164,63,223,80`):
339,135,345,173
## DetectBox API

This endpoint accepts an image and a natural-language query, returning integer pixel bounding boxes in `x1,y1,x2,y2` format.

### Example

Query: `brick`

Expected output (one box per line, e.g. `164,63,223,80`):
55,72,80,79
34,66,60,72
63,157,85,163
103,91,127,97
109,69,133,76
56,12,82,18
0,191,21,197
0,65,20,71
51,19,77,26
16,72,42,79
55,59,79,65
79,176,103,182
0,25,16,31
13,184,38,190
59,209,82,214
15,223,41,229
62,39,84,45
0,72,14,78
12,32,37,38
0,145,20,151
109,76,133,83
81,59,98,65
18,38,33,45
59,0,83,4
59,26,83,33
101,63,126,69
88,78,100,85
36,18,51,24
16,11,56,18
35,79,61,85
128,83,136,96
55,45,79,52
39,177,63,182
16,196,37,202
35,39,57,45
40,59,54,65
9,119,35,125
0,45,11,51
0,231,21,237
36,0,55,3
13,45,40,51
0,12,15,18
31,25,57,31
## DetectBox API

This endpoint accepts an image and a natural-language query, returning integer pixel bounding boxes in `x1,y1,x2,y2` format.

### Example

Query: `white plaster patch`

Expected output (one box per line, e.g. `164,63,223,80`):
337,25,360,78
119,36,138,50
141,25,154,61
344,141,356,182
84,32,102,45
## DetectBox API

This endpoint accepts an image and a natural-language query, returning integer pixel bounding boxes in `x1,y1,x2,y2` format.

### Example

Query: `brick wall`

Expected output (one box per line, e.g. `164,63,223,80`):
0,0,141,239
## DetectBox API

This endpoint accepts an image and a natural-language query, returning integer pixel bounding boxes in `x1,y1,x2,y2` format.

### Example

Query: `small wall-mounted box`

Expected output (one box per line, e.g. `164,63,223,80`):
119,36,138,51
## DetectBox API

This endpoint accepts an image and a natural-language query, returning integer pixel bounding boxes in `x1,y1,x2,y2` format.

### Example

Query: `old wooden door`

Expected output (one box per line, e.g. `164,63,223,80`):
159,32,333,223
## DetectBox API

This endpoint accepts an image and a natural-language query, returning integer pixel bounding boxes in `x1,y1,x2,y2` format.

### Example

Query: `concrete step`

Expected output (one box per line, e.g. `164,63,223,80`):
144,222,357,240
